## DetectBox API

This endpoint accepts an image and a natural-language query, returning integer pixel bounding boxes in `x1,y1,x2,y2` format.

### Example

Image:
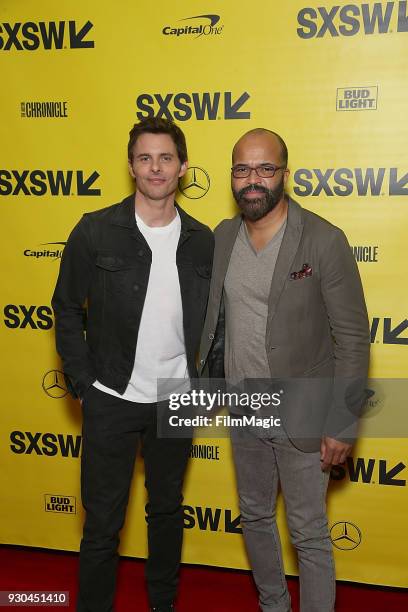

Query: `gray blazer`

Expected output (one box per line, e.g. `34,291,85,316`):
198,197,370,452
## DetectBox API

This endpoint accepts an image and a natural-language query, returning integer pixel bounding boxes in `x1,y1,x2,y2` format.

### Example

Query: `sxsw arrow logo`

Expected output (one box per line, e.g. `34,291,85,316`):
183,505,242,533
224,92,250,119
331,457,406,486
379,460,406,486
0,169,101,196
389,169,408,195
136,91,251,121
76,171,100,195
0,20,94,51
69,21,94,48
224,510,242,533
370,317,408,345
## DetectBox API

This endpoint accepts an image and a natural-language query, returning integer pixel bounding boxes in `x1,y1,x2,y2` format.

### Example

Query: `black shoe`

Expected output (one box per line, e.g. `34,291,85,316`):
150,606,174,612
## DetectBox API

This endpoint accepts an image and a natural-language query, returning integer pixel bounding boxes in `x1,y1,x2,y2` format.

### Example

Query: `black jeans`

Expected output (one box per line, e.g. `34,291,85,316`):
77,386,192,612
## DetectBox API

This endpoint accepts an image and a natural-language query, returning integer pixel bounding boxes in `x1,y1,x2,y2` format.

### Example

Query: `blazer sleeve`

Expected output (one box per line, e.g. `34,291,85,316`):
51,215,96,398
319,227,370,440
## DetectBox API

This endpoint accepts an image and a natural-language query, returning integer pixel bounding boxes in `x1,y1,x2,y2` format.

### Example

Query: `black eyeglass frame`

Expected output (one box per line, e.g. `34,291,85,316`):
231,164,286,178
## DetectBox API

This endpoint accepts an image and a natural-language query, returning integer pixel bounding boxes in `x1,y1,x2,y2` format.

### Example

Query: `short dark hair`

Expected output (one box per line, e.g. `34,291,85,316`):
233,128,288,167
128,117,188,164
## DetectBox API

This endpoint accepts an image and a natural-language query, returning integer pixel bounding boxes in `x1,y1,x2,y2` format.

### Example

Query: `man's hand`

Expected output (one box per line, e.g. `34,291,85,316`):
320,436,352,472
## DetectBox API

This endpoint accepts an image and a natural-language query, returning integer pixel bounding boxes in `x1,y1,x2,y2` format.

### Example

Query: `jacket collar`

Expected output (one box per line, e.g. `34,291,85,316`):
111,193,203,233
285,195,303,229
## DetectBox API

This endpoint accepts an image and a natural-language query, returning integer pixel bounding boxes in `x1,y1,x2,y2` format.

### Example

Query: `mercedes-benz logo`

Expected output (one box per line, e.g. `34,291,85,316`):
179,166,210,199
42,370,68,399
330,521,362,550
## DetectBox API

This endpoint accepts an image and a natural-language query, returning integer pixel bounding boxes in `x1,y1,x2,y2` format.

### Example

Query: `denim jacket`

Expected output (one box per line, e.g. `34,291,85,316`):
52,194,214,398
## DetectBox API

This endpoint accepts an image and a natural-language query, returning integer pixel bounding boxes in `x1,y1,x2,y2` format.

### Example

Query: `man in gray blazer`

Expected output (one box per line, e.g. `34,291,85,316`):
198,129,370,612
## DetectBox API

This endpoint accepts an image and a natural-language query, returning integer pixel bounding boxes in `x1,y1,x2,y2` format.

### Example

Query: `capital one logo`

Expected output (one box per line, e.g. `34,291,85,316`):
293,167,408,196
163,14,224,38
297,2,408,38
24,242,66,261
0,21,94,50
136,92,251,121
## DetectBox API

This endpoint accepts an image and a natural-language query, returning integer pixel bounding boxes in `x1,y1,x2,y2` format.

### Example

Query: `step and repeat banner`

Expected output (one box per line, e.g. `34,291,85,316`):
1,0,407,588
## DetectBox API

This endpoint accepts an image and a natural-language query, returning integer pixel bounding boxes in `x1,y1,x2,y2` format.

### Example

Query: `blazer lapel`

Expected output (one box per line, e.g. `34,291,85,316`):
267,198,304,329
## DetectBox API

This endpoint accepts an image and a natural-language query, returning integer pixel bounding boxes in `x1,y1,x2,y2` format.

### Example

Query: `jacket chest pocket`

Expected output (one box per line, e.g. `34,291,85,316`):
95,253,142,294
286,276,315,289
177,261,212,310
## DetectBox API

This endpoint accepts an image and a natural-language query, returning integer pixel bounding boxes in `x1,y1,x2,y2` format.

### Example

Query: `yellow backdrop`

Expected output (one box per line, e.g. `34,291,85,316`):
1,0,407,587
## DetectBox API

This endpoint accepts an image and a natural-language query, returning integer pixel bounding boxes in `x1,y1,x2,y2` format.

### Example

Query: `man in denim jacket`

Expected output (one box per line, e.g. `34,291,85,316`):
53,117,213,612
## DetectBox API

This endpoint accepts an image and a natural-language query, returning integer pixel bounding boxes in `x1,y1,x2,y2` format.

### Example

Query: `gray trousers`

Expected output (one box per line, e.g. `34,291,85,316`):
231,428,335,612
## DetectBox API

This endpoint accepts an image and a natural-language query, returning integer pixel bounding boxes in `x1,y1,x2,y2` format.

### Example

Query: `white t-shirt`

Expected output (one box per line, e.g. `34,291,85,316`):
94,209,189,402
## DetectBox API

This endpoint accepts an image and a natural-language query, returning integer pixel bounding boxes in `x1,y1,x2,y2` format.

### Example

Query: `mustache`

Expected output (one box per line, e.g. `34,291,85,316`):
236,184,270,199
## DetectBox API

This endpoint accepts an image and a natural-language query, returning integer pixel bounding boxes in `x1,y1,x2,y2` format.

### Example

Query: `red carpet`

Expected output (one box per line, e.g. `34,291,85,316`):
0,546,406,611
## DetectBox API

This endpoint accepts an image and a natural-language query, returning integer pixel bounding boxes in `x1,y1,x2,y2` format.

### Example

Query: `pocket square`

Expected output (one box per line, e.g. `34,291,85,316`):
290,263,312,280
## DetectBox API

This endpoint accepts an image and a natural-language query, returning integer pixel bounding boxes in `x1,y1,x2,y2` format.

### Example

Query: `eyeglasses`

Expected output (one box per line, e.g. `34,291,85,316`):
231,164,286,178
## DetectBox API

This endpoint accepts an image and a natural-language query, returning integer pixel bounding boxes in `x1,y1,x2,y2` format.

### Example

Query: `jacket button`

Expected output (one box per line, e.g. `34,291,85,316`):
138,249,144,256
133,284,139,292
208,333,214,340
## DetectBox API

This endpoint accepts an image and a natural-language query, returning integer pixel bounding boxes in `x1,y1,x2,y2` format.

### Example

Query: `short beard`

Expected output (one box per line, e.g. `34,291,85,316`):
233,178,285,221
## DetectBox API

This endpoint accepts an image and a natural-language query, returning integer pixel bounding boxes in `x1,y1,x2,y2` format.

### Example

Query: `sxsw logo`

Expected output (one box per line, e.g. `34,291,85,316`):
293,168,408,196
4,304,53,330
136,92,251,121
297,2,408,38
0,21,94,50
162,14,224,38
183,505,242,533
0,170,101,196
10,431,82,458
336,86,378,111
331,457,406,486
45,494,76,514
370,317,408,344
